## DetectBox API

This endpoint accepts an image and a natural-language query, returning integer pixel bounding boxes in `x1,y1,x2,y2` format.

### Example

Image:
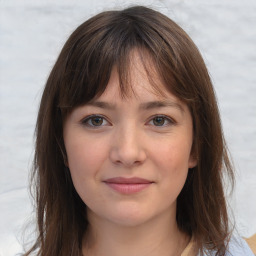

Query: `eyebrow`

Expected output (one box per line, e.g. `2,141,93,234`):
86,100,184,113
86,101,116,110
139,100,184,113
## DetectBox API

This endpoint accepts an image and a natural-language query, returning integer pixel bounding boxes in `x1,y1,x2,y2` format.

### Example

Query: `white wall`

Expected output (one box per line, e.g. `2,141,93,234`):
0,0,255,255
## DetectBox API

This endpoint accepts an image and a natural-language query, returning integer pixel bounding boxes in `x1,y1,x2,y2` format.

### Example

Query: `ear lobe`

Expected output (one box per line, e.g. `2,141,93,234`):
188,154,197,169
64,157,69,168
189,139,197,168
62,152,69,167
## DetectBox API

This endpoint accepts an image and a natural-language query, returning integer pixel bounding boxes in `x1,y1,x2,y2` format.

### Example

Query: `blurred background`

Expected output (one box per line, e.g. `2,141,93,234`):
0,0,255,255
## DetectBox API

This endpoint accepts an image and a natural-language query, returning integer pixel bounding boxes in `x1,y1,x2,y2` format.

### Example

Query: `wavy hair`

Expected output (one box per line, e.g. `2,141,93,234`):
24,6,234,256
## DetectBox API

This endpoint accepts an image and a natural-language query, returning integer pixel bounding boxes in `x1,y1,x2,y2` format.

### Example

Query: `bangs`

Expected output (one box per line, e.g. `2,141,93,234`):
56,6,201,118
57,8,179,116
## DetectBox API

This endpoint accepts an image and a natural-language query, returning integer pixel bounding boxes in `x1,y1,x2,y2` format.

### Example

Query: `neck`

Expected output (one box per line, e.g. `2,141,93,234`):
83,209,190,256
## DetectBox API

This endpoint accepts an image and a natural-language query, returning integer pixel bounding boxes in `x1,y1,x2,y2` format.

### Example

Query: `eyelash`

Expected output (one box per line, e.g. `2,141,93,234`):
147,115,176,127
80,114,176,128
80,115,111,128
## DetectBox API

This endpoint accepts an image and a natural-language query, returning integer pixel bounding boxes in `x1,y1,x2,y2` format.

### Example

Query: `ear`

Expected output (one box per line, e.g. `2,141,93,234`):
188,145,197,168
63,155,69,168
188,138,197,168
61,146,69,167
188,154,197,169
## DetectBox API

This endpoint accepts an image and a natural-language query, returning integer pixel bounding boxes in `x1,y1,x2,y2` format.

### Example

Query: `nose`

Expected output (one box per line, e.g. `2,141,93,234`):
109,125,147,167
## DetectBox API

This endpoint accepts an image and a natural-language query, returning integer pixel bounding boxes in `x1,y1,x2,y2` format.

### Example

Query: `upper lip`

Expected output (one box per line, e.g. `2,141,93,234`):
103,177,153,184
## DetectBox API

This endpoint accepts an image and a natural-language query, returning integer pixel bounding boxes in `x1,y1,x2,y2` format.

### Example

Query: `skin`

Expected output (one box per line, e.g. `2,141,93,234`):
63,52,197,256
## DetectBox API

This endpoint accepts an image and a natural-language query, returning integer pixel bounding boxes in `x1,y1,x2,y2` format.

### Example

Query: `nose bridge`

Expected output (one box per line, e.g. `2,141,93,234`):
110,121,146,166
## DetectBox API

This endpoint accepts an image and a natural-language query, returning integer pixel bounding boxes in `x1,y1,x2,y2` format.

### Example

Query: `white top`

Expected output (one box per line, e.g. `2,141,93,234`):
181,236,255,256
225,236,254,256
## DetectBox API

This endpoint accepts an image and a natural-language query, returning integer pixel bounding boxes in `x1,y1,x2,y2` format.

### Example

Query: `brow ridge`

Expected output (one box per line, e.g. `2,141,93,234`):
86,100,184,112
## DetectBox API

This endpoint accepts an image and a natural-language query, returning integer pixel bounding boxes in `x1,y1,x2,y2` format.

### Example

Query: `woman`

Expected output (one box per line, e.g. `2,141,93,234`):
24,6,254,256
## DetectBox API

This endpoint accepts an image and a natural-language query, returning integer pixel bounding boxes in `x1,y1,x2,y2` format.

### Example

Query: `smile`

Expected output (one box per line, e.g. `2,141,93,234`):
103,177,154,194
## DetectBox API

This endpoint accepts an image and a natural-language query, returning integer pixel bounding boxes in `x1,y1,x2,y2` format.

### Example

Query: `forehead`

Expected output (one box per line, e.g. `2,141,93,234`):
95,49,175,103
89,56,189,117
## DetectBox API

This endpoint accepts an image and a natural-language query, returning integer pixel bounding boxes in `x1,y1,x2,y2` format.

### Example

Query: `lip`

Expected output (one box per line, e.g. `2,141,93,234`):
103,177,153,194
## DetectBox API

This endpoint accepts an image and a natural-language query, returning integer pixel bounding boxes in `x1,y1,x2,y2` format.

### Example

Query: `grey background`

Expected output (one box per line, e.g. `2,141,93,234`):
0,0,255,255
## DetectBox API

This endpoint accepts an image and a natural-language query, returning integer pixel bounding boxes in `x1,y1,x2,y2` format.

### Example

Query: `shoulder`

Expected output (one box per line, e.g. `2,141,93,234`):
200,236,254,256
225,236,255,256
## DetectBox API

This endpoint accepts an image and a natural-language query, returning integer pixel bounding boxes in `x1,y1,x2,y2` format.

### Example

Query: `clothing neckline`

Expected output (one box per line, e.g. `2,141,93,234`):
181,236,197,256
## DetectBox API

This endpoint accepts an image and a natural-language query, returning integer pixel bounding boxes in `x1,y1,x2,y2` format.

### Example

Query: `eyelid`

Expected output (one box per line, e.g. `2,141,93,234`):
146,114,176,126
80,114,111,127
79,114,176,128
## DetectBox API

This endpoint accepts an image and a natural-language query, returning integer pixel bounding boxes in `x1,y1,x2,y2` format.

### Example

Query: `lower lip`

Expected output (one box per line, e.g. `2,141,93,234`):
104,183,152,194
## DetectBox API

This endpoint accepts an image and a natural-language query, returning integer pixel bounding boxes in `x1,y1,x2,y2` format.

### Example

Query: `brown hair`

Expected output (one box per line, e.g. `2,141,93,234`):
24,5,234,256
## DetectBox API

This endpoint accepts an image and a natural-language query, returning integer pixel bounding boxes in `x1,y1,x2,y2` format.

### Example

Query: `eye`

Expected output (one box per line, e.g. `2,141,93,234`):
148,115,174,127
81,115,110,127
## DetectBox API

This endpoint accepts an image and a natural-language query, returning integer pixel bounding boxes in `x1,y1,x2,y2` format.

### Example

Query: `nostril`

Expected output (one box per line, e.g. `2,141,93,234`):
109,147,146,167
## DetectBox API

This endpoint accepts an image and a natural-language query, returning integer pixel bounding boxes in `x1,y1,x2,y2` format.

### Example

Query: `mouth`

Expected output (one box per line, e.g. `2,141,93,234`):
103,177,154,194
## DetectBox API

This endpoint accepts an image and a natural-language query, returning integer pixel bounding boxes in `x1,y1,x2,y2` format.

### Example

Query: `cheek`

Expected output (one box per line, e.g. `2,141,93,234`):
64,138,107,206
152,136,193,171
65,136,107,186
150,137,192,190
66,135,104,166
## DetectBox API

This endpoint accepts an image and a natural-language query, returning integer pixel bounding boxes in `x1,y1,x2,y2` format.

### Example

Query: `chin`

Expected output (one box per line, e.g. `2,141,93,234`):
104,205,156,227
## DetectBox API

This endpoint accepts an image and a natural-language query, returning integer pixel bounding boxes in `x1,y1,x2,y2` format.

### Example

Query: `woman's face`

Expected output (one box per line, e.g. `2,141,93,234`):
63,52,197,227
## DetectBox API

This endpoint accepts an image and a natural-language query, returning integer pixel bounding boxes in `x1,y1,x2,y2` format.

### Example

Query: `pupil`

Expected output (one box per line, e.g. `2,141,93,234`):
153,117,164,126
92,117,103,126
